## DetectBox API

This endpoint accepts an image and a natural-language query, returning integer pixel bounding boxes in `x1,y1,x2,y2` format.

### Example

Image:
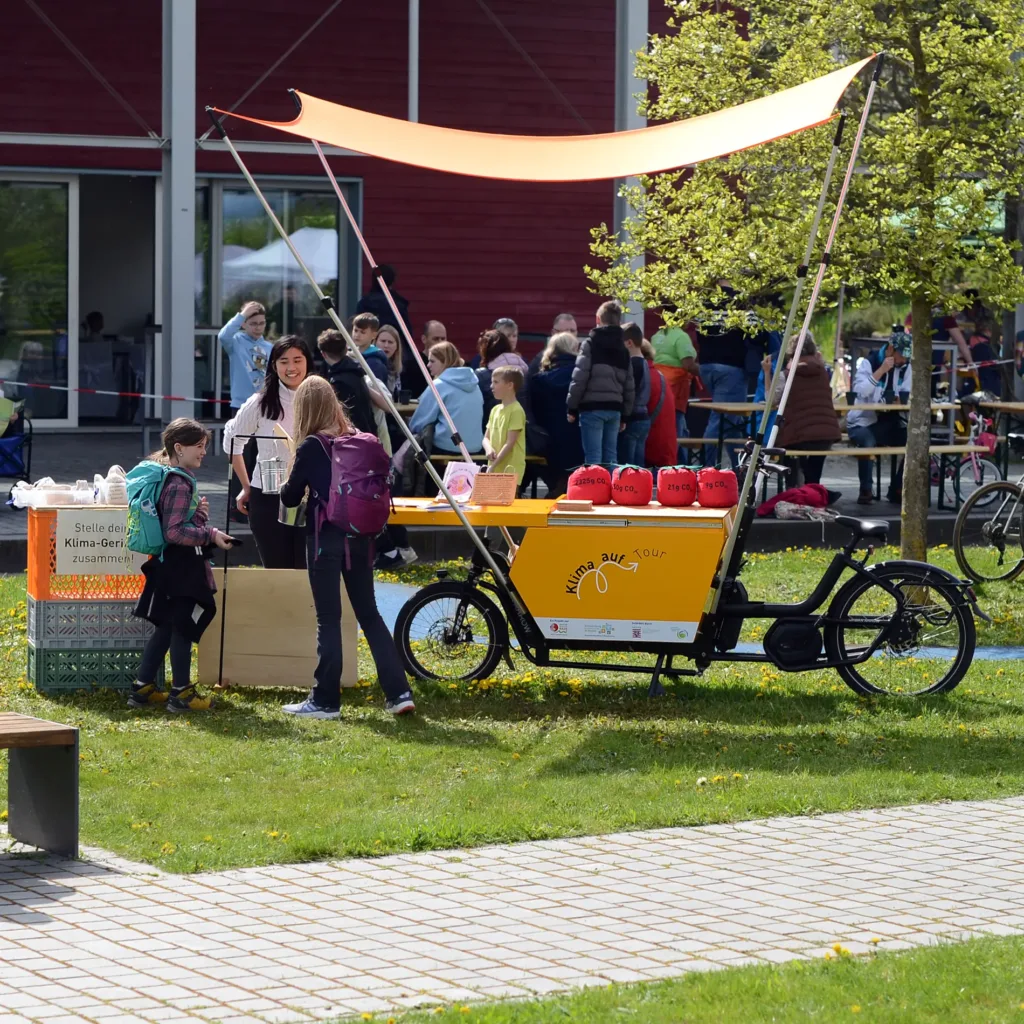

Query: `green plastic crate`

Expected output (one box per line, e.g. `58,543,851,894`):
27,642,162,694
27,596,154,650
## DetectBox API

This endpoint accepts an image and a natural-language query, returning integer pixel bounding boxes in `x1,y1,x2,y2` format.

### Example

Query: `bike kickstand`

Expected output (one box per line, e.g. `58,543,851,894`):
648,654,666,698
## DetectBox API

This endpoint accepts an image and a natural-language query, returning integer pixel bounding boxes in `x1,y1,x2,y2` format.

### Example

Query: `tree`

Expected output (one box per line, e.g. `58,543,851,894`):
588,0,1024,559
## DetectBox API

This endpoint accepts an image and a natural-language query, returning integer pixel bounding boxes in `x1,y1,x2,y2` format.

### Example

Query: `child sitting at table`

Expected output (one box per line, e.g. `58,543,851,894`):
483,366,527,486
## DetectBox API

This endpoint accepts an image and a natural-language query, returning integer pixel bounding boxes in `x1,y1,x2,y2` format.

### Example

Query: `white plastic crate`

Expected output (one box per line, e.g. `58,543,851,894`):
27,596,154,650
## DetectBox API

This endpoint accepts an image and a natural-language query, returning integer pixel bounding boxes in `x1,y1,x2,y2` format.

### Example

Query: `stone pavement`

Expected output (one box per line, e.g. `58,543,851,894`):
2,797,1023,1024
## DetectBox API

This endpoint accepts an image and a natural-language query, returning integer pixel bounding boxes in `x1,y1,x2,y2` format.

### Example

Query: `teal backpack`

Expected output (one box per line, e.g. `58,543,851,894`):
125,462,198,558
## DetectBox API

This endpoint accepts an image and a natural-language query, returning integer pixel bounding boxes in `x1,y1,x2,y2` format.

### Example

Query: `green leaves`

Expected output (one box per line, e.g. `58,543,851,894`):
591,0,1024,324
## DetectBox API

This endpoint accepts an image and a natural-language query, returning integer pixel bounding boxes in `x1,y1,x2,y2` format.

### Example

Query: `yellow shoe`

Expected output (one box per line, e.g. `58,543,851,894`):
166,686,214,713
127,682,169,708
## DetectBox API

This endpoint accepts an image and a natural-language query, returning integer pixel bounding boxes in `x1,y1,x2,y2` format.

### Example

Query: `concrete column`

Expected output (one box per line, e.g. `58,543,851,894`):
161,0,197,423
614,0,648,331
408,0,420,123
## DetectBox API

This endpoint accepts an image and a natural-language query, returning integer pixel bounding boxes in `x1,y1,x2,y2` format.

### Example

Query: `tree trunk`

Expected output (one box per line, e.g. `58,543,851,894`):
901,295,932,561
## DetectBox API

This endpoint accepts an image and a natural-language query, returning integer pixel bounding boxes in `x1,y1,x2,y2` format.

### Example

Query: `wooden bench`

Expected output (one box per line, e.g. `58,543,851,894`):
785,444,991,509
0,712,78,857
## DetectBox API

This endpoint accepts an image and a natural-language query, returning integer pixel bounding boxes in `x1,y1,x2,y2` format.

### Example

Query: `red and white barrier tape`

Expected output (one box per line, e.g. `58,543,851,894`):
0,378,232,405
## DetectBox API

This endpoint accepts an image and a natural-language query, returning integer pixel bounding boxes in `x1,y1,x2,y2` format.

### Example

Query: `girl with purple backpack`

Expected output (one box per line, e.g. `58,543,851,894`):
279,376,414,718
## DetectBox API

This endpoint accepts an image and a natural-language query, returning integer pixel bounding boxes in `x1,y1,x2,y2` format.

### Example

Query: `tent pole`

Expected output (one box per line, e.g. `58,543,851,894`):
308,134,474,465
711,56,883,614
311,136,522,557
204,108,516,595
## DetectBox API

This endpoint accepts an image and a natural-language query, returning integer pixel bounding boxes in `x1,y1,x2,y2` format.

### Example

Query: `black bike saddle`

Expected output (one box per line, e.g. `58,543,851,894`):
835,515,889,540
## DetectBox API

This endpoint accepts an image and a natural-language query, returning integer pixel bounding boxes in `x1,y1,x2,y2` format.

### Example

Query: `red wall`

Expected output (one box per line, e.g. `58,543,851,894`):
0,0,620,354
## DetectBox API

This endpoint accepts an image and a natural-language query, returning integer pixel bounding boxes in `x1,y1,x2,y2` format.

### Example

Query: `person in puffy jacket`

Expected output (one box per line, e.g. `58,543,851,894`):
406,342,484,456
567,300,634,468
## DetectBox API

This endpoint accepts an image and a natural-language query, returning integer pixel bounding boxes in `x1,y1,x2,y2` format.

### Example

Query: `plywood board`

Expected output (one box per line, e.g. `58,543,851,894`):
197,569,358,689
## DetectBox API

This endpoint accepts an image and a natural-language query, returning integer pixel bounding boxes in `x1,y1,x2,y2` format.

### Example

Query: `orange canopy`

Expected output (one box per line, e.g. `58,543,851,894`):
215,57,873,183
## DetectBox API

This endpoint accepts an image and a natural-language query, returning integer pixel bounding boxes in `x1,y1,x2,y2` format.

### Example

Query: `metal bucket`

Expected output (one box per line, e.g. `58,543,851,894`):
278,497,307,528
258,456,287,494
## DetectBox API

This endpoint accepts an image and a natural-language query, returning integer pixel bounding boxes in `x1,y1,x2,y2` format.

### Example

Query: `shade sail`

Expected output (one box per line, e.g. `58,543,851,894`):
215,57,873,183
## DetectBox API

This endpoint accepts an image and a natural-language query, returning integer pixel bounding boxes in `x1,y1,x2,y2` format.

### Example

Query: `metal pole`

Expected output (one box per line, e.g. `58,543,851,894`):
205,109,514,593
310,136,474,464
408,0,420,123
711,58,883,614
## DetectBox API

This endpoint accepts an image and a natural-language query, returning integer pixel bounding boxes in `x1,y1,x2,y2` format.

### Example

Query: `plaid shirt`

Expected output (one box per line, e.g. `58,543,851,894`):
158,472,216,590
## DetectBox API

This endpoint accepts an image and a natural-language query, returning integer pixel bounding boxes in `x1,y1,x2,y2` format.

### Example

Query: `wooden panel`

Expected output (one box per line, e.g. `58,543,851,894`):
197,569,358,689
0,712,77,749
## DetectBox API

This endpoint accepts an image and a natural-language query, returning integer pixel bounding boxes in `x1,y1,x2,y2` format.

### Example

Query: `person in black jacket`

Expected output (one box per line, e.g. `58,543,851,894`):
315,329,376,435
279,376,414,719
356,264,421,392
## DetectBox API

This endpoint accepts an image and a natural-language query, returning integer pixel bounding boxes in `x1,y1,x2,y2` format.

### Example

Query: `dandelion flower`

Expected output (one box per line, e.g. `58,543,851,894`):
851,1006,861,1014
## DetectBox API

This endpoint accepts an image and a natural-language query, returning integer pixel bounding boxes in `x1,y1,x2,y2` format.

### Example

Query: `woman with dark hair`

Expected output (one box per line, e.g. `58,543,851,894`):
476,328,529,424
224,335,314,568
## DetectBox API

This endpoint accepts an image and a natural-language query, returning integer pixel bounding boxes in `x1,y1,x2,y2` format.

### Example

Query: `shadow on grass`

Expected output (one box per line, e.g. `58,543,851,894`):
536,722,1021,780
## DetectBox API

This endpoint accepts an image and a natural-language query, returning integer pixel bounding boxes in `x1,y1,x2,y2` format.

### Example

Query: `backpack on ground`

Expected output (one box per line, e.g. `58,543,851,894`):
125,461,197,557
315,431,392,541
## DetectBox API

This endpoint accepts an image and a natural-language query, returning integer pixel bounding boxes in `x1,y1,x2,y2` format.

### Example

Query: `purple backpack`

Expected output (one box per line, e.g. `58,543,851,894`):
314,431,392,547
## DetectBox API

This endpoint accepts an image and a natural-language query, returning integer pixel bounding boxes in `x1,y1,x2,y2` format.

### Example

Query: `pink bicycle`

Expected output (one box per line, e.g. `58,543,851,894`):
929,410,1002,506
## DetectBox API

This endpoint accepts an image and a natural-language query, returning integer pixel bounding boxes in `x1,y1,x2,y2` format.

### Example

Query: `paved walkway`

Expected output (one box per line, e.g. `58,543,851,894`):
2,797,1023,1023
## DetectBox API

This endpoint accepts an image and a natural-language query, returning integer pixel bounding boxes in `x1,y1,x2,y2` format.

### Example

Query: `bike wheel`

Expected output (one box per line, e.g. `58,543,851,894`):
953,458,1002,506
824,565,975,696
394,582,507,681
952,480,1024,582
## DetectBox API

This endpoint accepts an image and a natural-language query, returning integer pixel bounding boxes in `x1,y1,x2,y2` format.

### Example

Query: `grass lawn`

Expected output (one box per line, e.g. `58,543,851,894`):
1,546,1022,872
382,934,1024,1023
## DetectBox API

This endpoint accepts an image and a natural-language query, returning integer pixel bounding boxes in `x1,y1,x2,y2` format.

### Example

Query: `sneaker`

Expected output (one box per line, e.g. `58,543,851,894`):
857,492,873,505
385,691,416,715
282,698,340,719
167,686,214,713
375,550,405,570
398,547,419,565
127,682,169,709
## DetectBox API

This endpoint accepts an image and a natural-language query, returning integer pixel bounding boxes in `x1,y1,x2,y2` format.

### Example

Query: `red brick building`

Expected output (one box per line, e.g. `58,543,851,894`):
0,1,656,426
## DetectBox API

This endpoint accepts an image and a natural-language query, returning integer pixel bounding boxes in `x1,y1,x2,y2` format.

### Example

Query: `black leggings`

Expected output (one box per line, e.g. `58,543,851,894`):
138,619,191,689
248,487,306,569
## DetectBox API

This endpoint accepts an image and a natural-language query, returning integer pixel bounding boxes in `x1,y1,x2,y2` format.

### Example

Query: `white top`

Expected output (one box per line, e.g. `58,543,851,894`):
846,357,912,430
222,385,296,491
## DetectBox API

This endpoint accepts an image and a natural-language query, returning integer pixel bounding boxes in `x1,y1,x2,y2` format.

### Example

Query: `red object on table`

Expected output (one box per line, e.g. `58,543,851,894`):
611,466,654,506
697,468,739,508
567,465,612,505
657,466,697,506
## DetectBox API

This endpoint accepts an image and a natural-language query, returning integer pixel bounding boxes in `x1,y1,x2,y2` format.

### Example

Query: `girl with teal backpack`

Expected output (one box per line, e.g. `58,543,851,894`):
127,419,235,712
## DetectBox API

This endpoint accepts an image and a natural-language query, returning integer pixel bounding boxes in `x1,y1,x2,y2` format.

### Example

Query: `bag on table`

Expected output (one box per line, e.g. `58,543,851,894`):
611,466,653,506
657,466,697,507
567,465,612,505
697,467,739,508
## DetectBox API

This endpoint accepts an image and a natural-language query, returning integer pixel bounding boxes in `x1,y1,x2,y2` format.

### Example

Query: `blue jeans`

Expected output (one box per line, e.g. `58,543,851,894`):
618,418,651,466
848,420,906,498
700,363,747,467
306,526,408,708
578,409,621,467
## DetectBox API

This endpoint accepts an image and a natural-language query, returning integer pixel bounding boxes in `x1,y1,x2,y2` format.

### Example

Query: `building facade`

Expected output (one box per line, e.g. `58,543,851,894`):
0,0,653,427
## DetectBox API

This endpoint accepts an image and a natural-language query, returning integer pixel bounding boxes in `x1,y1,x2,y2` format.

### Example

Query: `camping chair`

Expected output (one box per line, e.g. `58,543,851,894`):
0,414,33,485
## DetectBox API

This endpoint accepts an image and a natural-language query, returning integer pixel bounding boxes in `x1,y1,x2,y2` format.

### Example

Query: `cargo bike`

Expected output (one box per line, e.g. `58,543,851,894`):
389,444,978,698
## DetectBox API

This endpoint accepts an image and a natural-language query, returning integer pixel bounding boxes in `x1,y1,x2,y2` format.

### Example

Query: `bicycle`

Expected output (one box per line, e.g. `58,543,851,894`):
929,408,1002,506
953,433,1024,582
395,441,978,698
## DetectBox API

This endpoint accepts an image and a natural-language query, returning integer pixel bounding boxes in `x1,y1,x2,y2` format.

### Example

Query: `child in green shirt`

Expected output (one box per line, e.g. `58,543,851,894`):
483,366,527,484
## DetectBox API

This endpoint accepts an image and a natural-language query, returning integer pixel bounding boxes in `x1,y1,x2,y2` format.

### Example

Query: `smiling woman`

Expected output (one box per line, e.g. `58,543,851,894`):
223,334,315,569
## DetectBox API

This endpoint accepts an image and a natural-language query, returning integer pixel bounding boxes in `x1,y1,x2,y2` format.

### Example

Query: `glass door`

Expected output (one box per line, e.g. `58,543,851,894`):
0,177,78,425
